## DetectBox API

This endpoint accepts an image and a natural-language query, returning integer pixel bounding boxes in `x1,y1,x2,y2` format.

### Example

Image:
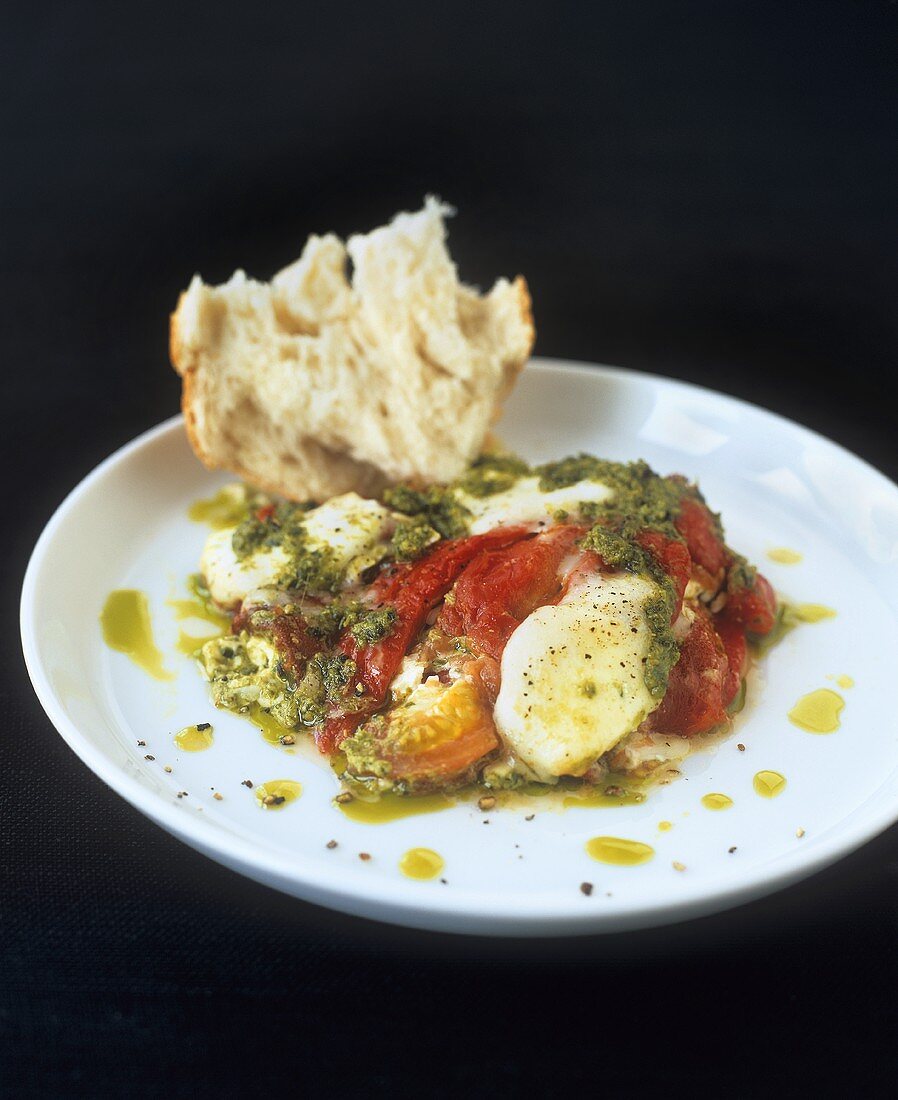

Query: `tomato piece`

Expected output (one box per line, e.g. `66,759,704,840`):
725,571,777,635
376,680,499,790
437,525,587,659
345,525,531,698
266,613,319,678
319,526,531,753
647,607,729,737
715,616,748,706
315,712,359,756
463,654,502,706
675,496,728,577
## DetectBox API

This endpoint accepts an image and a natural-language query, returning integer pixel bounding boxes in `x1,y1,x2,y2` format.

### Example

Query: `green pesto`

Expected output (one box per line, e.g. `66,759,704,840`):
341,719,395,786
198,629,357,731
390,518,440,561
536,453,620,491
349,608,397,645
455,453,532,498
199,633,304,728
230,500,343,594
382,484,471,540
307,651,356,702
640,590,680,698
728,552,758,591
305,601,354,641
231,499,310,557
581,524,680,698
307,601,397,645
276,545,344,594
580,527,645,572
541,457,688,539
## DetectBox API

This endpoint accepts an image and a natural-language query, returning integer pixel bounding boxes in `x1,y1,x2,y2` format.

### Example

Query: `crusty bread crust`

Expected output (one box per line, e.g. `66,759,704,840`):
168,201,535,500
515,275,536,358
496,275,535,415
171,297,215,477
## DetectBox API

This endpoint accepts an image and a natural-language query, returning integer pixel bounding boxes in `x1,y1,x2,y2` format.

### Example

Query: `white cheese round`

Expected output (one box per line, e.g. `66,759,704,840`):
493,572,662,781
200,529,291,609
459,476,614,534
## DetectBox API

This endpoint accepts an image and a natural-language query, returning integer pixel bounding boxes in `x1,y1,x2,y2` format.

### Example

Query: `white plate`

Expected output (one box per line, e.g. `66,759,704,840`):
20,359,898,935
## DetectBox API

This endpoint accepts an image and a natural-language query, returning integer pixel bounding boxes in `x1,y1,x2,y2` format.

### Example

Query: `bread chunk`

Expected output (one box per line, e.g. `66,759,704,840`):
170,198,534,501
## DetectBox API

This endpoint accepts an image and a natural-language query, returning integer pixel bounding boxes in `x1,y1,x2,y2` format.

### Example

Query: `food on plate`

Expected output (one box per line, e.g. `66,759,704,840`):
191,453,778,797
170,199,776,801
170,198,534,502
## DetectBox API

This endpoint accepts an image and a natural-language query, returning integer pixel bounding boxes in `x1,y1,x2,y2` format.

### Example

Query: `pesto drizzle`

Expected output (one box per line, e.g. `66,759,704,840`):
215,451,754,723
307,601,397,646
382,484,471,540
231,500,344,593
581,526,680,698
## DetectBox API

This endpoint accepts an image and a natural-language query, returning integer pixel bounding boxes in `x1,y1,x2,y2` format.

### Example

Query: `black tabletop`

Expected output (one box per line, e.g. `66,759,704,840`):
4,2,897,1095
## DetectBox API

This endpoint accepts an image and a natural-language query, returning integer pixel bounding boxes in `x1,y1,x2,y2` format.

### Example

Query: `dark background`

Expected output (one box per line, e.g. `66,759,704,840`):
3,2,897,1095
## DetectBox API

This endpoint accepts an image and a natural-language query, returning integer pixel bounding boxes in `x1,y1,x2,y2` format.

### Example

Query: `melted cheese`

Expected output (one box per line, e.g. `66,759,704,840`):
301,493,394,581
200,530,290,608
200,491,395,607
493,572,662,781
459,476,614,534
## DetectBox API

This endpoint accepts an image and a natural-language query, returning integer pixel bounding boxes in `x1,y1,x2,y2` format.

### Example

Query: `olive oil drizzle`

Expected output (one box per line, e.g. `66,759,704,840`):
254,779,302,809
586,836,655,866
788,689,844,733
336,792,455,824
173,724,214,752
399,848,445,880
101,589,174,681
767,547,803,564
168,598,231,634
753,601,837,655
701,793,734,810
176,630,219,656
753,770,786,797
188,487,250,530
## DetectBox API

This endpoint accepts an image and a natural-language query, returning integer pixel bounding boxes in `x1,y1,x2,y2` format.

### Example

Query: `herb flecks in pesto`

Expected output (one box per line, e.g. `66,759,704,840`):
540,456,688,539
580,527,645,573
640,590,680,698
348,608,396,646
199,632,305,728
198,626,359,731
383,484,471,540
727,552,757,591
536,454,617,491
456,453,532,498
307,601,397,646
341,719,394,781
390,518,440,561
581,524,679,698
230,500,346,594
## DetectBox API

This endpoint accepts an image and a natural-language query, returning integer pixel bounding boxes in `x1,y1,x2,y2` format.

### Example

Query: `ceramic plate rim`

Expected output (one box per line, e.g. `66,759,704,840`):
20,358,898,936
